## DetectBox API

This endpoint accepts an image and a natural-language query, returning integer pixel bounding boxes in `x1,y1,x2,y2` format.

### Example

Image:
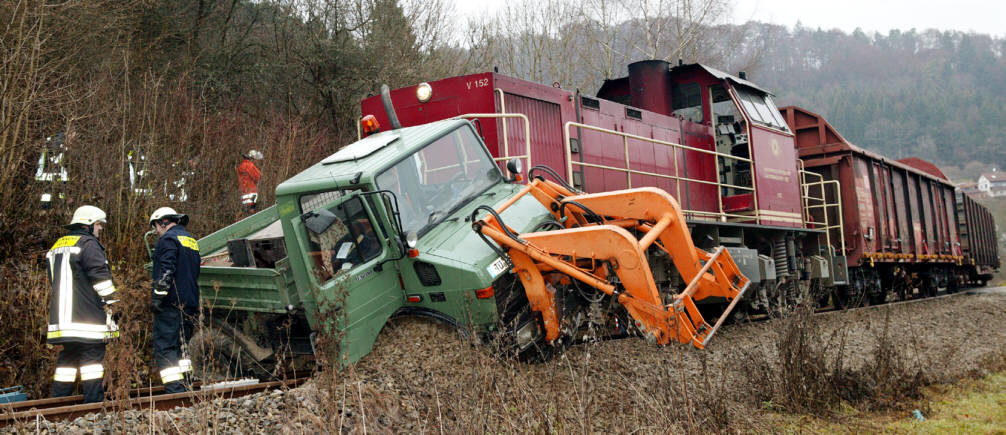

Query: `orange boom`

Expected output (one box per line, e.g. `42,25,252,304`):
475,177,750,349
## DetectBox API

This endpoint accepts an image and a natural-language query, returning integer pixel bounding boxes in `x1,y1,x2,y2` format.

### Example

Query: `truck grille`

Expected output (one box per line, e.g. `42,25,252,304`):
413,261,441,286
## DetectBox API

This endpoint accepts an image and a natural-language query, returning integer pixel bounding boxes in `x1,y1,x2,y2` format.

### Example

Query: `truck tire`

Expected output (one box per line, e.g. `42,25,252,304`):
189,325,273,381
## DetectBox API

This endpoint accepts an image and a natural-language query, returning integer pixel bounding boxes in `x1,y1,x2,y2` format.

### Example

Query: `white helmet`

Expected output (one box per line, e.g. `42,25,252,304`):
246,150,264,160
149,206,189,227
68,205,107,227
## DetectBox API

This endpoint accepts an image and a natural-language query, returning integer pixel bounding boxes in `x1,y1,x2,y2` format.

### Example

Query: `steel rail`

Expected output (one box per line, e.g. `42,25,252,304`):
0,383,195,413
0,378,307,427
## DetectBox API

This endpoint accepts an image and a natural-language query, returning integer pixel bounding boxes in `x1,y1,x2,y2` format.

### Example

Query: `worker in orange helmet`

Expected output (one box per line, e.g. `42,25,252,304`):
237,150,263,214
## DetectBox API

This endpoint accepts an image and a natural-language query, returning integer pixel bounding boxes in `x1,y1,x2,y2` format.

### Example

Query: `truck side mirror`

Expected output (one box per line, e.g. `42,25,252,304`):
303,209,339,235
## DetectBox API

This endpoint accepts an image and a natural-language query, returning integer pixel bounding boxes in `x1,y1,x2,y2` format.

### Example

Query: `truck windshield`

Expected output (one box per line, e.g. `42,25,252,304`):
376,125,502,235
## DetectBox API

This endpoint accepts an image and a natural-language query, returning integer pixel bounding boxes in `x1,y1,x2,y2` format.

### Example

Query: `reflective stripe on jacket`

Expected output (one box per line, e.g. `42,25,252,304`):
46,230,118,343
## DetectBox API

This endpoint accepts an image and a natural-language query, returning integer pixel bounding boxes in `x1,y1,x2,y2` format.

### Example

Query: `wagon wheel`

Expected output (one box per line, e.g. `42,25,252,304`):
921,275,938,298
894,280,908,301
947,272,960,293
867,270,887,305
813,280,831,308
835,268,867,309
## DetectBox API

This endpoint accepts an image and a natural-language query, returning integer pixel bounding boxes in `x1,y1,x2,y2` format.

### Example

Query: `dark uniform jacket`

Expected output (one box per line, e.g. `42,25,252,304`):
46,229,118,343
152,225,201,310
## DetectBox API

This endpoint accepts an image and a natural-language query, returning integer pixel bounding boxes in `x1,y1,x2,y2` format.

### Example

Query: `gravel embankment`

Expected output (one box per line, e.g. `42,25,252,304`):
5,289,1005,433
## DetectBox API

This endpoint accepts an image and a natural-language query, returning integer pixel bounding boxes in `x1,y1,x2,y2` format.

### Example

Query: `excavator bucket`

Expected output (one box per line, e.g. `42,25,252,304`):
475,177,749,349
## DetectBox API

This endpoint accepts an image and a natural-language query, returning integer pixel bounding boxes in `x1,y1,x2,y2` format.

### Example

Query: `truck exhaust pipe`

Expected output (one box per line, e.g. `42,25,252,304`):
380,84,403,130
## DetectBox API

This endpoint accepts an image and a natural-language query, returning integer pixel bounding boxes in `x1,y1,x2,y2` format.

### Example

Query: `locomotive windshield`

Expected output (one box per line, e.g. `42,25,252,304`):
734,86,789,132
376,125,502,236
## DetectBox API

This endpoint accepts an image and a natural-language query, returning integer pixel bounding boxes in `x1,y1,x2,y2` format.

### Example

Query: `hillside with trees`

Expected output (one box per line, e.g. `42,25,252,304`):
463,4,1005,180
743,23,1006,179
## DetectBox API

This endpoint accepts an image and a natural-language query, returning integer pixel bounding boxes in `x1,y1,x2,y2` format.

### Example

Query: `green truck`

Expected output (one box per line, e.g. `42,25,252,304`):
182,91,746,378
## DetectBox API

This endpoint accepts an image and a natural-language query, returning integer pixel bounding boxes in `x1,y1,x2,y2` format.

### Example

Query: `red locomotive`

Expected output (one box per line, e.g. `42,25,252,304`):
362,59,999,312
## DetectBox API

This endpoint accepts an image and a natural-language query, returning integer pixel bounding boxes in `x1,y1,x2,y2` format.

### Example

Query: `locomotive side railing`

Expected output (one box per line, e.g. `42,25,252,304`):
562,121,756,222
799,163,846,254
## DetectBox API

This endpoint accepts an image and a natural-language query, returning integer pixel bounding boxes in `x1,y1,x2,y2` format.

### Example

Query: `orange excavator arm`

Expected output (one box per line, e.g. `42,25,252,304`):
475,177,749,349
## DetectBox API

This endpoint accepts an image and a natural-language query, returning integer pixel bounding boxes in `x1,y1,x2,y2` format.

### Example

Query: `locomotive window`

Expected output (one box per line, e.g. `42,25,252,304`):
671,82,704,123
710,85,741,124
735,87,789,132
764,95,789,129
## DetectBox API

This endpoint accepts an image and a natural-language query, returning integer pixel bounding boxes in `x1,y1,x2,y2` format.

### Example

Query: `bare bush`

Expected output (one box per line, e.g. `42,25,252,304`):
740,306,952,417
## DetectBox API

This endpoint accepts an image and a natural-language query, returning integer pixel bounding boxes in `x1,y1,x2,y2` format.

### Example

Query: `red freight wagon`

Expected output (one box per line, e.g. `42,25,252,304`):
782,105,983,299
956,191,1000,284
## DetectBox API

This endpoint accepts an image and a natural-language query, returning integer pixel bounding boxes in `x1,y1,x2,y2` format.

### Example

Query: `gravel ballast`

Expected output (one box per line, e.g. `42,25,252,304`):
5,289,1005,433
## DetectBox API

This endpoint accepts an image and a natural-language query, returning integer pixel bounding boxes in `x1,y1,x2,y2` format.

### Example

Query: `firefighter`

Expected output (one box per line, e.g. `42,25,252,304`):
46,205,119,403
35,132,71,208
166,158,196,202
148,207,201,393
237,150,263,214
127,150,152,196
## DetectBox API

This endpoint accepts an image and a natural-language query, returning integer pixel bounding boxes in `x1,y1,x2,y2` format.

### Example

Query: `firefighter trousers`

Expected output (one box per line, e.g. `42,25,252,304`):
153,307,195,394
51,342,106,403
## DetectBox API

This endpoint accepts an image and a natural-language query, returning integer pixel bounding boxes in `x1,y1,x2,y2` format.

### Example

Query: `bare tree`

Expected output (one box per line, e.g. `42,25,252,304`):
477,0,580,87
463,0,741,94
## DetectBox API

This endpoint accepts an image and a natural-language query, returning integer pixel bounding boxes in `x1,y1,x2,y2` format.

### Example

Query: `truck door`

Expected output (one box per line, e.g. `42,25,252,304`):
294,193,403,364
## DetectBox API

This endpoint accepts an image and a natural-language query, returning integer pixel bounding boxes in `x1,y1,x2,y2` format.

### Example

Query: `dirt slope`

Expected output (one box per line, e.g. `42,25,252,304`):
8,289,1006,433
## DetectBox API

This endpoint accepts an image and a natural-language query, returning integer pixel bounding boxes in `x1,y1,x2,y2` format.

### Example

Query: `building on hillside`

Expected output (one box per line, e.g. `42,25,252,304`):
958,181,982,198
977,170,1006,197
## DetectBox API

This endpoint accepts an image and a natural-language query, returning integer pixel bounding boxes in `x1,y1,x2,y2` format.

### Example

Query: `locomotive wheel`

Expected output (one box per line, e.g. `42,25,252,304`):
832,286,851,309
838,268,868,309
815,288,831,309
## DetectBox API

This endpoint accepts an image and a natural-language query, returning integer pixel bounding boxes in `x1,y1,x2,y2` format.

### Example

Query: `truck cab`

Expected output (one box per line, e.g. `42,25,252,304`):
191,118,551,374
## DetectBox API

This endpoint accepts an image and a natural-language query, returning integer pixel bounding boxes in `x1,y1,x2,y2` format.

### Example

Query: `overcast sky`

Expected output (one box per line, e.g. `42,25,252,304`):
731,0,1005,36
454,0,1006,37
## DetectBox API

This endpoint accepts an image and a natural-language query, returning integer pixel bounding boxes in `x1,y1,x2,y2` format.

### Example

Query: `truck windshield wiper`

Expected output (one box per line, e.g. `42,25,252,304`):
428,210,445,224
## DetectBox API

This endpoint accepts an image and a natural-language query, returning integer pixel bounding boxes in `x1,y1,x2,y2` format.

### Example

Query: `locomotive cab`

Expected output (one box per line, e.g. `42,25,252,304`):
599,61,802,226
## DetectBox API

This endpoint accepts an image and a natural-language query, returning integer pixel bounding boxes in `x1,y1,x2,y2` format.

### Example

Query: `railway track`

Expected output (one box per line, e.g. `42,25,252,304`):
726,284,1000,326
814,285,1000,317
0,377,307,427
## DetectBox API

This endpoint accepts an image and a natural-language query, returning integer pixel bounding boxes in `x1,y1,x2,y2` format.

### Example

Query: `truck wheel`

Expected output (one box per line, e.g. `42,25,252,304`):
189,326,273,381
